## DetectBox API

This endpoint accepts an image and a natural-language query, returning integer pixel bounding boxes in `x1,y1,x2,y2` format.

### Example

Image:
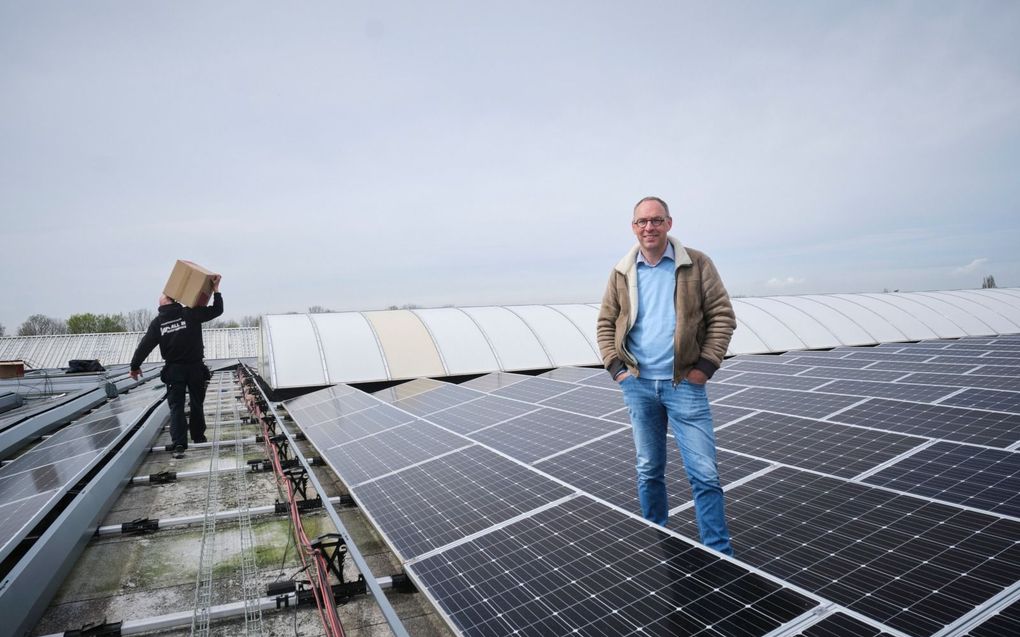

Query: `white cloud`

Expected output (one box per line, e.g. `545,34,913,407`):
955,258,988,274
766,277,805,289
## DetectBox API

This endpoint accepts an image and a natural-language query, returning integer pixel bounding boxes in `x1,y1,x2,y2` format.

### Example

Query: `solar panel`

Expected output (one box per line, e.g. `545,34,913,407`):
575,371,621,390
928,355,1003,365
538,366,603,383
833,398,1020,448
669,467,1020,637
704,383,749,402
843,351,937,363
406,495,819,637
425,395,539,435
537,385,625,418
965,596,1020,636
0,388,159,563
373,378,446,403
938,388,1020,413
726,360,812,374
716,387,863,420
490,376,577,402
970,364,1020,377
352,445,574,560
867,360,979,374
711,404,757,426
460,371,529,392
715,412,925,478
282,333,1020,637
391,383,482,416
322,420,470,486
796,367,909,382
814,379,959,402
716,372,833,391
300,404,415,448
896,372,1020,391
467,407,622,464
785,356,874,368
862,441,1020,517
790,612,896,637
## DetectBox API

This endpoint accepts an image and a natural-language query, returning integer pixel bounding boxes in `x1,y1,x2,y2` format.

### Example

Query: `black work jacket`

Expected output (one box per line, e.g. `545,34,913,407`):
130,293,224,370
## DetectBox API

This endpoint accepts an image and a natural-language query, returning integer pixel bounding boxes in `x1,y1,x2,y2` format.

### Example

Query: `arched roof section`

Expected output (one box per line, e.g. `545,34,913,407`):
504,305,598,367
251,289,1020,388
766,295,874,346
460,306,553,371
412,308,499,376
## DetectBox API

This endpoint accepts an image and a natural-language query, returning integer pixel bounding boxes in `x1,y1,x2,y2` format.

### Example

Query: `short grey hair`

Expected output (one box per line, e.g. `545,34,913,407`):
634,196,670,217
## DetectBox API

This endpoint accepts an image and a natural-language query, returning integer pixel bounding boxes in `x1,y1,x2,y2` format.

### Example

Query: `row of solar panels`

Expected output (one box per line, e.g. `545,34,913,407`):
0,382,165,566
284,335,1019,636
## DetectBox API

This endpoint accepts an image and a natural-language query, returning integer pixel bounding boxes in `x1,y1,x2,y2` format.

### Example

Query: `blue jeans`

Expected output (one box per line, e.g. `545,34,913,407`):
620,375,733,555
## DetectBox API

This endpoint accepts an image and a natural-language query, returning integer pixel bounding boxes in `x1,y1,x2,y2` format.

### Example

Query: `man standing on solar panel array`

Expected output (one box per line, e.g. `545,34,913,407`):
129,275,223,456
597,196,736,555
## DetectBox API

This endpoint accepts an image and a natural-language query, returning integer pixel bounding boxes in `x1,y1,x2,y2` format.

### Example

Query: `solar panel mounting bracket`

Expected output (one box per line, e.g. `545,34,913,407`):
63,619,123,636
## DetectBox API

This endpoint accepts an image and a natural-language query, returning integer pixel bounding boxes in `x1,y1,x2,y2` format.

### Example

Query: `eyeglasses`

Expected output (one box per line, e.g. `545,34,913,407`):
632,216,668,228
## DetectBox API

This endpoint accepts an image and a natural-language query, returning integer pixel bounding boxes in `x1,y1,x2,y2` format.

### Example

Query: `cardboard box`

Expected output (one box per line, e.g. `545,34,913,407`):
163,260,218,308
0,361,25,379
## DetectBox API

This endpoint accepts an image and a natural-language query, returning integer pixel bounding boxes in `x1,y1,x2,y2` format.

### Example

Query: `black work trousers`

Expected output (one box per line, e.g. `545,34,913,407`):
162,362,209,448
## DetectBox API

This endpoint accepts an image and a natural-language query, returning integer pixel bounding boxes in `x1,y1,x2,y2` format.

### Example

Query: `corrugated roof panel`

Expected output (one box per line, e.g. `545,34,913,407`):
548,304,600,354
889,293,983,338
936,290,1020,333
262,315,328,388
958,289,1020,327
767,295,873,346
730,299,808,352
412,308,499,376
363,310,446,380
505,305,598,367
310,313,389,384
726,316,771,355
831,294,938,341
460,306,552,371
874,293,968,338
737,298,836,349
801,295,908,343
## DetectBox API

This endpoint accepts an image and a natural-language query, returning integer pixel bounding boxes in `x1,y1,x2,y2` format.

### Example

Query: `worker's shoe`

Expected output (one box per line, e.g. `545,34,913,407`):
193,435,208,444
173,444,186,459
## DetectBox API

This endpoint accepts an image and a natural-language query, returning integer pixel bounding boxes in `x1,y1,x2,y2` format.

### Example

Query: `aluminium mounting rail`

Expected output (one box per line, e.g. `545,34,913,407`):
240,364,411,637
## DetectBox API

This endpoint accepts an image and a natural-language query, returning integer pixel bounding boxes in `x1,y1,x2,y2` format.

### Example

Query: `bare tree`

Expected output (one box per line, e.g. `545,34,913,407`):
125,308,155,331
238,315,261,327
0,323,5,337
308,305,334,313
982,275,997,289
206,319,240,328
18,314,67,336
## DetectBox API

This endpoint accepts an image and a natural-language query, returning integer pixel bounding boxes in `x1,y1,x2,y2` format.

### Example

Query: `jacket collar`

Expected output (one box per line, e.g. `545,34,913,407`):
614,235,692,275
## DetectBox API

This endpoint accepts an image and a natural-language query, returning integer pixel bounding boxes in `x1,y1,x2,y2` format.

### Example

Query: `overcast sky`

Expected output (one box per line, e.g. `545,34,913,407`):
2,1,1018,330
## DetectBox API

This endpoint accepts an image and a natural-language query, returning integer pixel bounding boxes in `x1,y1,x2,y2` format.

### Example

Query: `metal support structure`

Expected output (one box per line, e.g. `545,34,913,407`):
238,364,412,637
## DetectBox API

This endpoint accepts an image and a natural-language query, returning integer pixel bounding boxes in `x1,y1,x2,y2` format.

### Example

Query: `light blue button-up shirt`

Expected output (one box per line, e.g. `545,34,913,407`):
627,243,677,380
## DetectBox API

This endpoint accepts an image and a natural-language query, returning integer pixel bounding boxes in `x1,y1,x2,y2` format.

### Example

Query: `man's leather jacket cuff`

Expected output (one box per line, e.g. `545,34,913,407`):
607,360,627,379
694,358,719,379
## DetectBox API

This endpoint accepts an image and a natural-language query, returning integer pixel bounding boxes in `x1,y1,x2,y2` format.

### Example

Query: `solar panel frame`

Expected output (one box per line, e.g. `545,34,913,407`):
322,420,473,486
406,495,820,637
715,412,927,478
938,388,1020,413
861,441,1020,517
351,445,575,560
467,407,624,464
668,466,1020,637
831,398,1020,448
716,387,865,420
